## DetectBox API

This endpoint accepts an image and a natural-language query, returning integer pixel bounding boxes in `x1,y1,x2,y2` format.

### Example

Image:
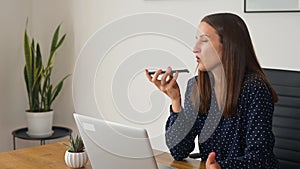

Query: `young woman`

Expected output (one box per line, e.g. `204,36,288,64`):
145,13,279,169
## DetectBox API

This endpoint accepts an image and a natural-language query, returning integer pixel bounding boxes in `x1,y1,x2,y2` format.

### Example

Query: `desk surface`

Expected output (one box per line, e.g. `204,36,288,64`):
0,142,205,169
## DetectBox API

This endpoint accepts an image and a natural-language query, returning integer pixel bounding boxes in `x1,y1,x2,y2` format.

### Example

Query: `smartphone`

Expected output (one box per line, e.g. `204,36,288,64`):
148,69,189,75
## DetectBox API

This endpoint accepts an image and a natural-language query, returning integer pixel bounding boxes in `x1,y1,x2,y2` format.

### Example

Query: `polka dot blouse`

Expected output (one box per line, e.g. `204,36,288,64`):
165,74,280,169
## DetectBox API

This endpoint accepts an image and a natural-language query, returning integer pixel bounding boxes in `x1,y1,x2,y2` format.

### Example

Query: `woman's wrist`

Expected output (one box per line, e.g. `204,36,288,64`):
171,98,182,113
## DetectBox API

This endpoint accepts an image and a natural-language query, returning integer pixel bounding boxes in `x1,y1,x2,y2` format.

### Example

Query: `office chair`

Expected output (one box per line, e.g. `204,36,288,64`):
189,68,300,169
264,68,300,169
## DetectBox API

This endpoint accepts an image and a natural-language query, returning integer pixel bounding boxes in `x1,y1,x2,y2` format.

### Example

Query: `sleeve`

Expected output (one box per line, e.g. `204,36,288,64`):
165,77,200,161
219,80,279,169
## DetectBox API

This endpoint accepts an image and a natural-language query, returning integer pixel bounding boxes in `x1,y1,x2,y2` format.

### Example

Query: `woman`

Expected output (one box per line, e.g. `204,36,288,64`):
145,13,279,169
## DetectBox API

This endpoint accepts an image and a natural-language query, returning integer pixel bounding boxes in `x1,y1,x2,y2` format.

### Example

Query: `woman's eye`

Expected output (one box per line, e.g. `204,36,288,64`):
199,38,208,43
201,38,208,42
195,35,209,43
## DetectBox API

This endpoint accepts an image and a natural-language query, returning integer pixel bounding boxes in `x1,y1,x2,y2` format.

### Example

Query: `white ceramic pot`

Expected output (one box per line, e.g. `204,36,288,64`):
64,150,88,168
26,111,54,138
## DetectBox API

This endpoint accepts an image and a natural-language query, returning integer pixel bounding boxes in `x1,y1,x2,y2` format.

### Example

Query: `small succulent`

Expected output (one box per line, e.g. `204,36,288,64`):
64,135,85,153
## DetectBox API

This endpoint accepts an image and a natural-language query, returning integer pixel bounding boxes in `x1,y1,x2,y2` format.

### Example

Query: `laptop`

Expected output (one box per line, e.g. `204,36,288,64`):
73,113,176,169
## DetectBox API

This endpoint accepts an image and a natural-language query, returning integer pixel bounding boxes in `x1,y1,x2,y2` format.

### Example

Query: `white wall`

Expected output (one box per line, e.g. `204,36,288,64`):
74,0,300,71
244,12,300,71
0,0,76,151
0,0,32,151
0,0,300,152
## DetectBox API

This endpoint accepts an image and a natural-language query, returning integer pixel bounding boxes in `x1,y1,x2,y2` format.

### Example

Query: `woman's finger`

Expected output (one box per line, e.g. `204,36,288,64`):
168,71,179,88
152,69,163,82
145,69,152,81
145,68,164,89
161,67,172,86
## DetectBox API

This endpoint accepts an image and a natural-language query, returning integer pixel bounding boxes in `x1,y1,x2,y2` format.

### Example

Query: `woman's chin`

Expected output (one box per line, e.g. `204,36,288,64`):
197,64,208,72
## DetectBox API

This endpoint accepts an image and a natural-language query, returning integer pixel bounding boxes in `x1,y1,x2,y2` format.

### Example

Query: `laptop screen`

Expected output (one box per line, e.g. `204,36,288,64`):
74,113,162,169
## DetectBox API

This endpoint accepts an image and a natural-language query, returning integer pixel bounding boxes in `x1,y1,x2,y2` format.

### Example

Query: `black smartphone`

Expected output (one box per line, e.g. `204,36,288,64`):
148,69,189,75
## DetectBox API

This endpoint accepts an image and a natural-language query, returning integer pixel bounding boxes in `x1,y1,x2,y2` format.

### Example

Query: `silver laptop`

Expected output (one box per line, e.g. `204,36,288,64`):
74,113,176,169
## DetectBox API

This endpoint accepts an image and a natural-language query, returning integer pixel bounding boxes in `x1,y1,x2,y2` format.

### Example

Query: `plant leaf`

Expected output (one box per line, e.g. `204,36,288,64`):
23,22,68,112
50,74,70,105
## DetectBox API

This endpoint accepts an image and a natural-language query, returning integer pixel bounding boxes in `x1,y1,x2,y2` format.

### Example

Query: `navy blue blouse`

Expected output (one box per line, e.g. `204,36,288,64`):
165,74,279,169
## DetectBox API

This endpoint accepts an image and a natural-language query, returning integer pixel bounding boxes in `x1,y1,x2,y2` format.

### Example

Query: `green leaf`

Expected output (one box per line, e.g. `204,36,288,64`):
65,135,84,152
50,25,60,56
24,27,32,90
54,34,66,53
50,74,70,104
48,25,62,67
24,66,32,109
23,21,68,112
45,85,53,111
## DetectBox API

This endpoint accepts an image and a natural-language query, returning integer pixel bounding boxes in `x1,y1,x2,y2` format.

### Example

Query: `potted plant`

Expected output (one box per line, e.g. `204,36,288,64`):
64,135,88,168
23,20,69,138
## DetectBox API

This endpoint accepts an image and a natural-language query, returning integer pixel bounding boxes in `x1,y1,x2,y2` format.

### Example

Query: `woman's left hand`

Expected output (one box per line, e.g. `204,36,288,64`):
206,152,221,169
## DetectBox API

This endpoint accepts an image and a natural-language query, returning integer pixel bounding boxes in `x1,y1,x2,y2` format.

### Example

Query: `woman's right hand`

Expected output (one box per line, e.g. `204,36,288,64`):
145,67,182,112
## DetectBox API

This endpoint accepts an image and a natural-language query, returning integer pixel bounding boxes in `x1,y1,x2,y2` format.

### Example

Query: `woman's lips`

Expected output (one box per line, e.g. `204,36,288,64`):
196,56,200,63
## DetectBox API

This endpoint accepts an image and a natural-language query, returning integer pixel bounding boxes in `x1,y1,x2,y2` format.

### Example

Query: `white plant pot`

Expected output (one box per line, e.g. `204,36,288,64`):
26,111,54,138
64,150,88,168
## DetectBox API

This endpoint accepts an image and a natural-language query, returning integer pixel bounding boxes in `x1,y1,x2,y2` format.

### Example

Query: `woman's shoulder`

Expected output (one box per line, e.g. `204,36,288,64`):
240,73,272,98
187,76,198,86
242,73,267,89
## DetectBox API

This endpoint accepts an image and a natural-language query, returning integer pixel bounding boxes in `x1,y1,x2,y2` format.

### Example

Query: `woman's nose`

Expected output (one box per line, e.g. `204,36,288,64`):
193,44,201,53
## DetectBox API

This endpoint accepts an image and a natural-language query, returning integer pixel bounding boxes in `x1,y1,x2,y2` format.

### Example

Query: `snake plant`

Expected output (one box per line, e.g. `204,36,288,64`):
23,21,69,112
64,135,85,153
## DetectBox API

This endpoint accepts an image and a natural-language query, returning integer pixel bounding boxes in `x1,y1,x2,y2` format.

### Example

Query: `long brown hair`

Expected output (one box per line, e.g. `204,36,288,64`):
192,13,278,117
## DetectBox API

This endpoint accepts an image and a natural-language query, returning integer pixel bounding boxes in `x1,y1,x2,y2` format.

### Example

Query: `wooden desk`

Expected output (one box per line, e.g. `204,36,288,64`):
155,150,205,169
0,142,205,169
